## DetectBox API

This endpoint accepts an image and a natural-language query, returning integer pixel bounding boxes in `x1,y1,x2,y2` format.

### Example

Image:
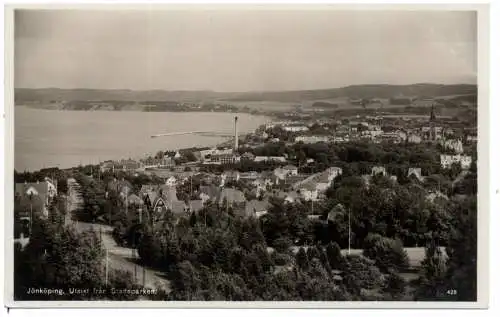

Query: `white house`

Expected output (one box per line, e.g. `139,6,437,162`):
165,176,177,187
440,154,472,170
466,135,478,143
294,136,329,144
442,139,464,154
407,134,422,144
220,171,240,187
283,126,309,132
254,156,287,163
371,166,387,177
273,168,288,180
15,179,58,218
325,167,343,181
299,185,319,201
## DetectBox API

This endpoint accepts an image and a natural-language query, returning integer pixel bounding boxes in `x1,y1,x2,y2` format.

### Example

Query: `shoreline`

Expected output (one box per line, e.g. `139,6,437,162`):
14,108,272,172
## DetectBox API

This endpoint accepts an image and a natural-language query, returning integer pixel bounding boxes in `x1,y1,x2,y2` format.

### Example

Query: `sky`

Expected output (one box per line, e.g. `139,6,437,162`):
14,9,477,92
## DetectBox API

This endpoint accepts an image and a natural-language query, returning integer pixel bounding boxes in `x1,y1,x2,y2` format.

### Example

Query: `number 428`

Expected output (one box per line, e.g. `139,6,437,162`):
447,289,458,295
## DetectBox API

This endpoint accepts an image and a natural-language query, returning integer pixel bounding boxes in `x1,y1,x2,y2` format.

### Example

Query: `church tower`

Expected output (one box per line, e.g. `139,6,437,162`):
429,103,437,141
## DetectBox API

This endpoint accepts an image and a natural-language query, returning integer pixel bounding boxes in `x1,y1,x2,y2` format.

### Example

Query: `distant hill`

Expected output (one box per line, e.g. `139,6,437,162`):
221,84,477,102
14,88,230,103
15,84,477,104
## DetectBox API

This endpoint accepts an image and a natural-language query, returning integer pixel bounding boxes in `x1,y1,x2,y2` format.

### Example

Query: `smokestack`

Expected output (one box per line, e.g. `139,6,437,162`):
234,116,239,151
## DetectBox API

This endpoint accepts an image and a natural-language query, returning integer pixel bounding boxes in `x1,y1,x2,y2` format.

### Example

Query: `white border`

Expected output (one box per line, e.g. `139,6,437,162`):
2,1,491,310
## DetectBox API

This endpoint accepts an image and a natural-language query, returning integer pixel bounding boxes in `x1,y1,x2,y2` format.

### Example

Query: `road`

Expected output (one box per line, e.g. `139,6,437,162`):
65,178,170,292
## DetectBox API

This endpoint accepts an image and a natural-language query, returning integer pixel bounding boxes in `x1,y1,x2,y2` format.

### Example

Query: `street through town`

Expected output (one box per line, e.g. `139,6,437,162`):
65,178,170,292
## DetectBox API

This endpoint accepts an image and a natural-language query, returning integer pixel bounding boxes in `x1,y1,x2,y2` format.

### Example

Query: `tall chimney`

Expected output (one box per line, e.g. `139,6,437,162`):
234,116,239,151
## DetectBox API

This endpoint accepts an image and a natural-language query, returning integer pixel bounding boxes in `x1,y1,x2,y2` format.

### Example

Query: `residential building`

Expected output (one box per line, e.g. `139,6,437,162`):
164,176,177,187
244,199,271,218
371,166,387,177
241,152,256,161
240,171,259,180
254,156,287,163
282,126,309,132
15,178,58,218
324,167,343,181
275,191,300,204
186,200,204,213
100,161,115,173
426,191,449,203
294,135,329,144
169,200,189,217
299,184,319,201
107,178,133,198
361,129,383,138
253,176,276,194
408,168,424,182
440,154,473,170
199,185,221,203
273,168,288,180
126,193,144,206
407,134,422,144
151,195,169,214
220,170,240,186
119,159,142,171
466,135,478,143
273,165,298,180
218,188,246,206
442,139,464,154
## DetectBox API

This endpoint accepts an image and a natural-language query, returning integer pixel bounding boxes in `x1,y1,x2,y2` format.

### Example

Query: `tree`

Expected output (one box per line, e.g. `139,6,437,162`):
14,218,140,300
325,242,344,270
445,197,477,301
383,271,407,300
362,234,409,273
169,260,201,300
414,240,448,300
343,254,385,299
295,247,309,270
272,237,292,254
137,230,163,268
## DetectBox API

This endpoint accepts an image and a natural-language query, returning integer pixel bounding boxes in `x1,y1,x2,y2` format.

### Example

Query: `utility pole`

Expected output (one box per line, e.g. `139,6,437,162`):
348,207,351,255
30,203,33,236
134,233,137,283
105,249,109,286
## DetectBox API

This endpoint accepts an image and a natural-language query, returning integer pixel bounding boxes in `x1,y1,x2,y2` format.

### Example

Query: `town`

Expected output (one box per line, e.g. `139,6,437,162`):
13,99,477,301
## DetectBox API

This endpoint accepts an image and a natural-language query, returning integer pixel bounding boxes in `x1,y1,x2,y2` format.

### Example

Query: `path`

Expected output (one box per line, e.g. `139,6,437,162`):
65,178,170,292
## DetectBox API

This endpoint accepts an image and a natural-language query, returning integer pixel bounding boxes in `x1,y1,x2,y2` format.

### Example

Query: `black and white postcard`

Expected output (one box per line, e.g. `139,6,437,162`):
3,3,490,309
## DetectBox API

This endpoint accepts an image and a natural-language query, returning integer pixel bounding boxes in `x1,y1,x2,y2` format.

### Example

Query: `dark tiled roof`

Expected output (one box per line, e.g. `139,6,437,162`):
188,200,204,212
107,179,133,194
199,185,221,199
245,199,271,216
127,194,144,205
218,188,246,205
170,201,187,215
15,182,49,197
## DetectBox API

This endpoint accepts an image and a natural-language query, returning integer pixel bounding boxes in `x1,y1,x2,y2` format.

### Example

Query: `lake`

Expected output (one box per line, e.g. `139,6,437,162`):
14,107,270,171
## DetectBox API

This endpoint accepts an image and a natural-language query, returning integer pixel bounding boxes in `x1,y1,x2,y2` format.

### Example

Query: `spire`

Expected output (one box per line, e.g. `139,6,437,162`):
430,103,436,122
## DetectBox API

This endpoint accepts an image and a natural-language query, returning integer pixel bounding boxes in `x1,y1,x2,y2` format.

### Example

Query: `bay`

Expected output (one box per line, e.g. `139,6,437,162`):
14,107,269,171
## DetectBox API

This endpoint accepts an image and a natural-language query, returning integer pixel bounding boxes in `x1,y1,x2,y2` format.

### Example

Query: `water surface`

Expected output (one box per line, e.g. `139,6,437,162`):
15,107,269,171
